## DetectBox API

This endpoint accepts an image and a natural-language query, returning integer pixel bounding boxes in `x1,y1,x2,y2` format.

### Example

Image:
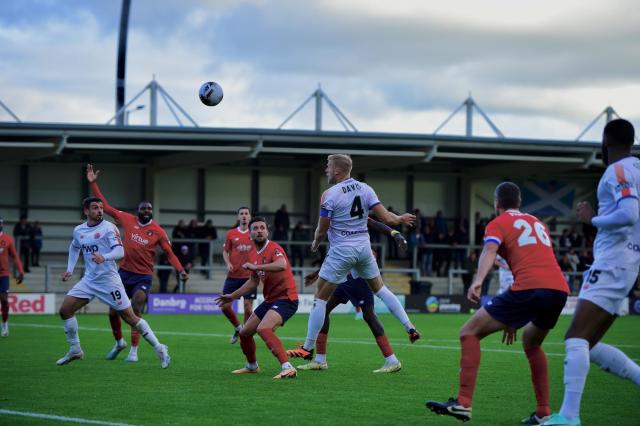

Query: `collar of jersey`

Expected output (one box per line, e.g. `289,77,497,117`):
608,155,634,166
86,219,104,228
237,226,249,234
137,219,153,227
256,240,270,254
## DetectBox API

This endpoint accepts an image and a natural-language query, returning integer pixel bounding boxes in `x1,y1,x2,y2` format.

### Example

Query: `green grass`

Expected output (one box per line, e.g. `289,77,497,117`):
1,313,638,425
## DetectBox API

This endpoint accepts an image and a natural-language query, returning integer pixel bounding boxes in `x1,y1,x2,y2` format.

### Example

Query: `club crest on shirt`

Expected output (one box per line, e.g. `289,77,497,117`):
146,230,154,237
94,233,101,239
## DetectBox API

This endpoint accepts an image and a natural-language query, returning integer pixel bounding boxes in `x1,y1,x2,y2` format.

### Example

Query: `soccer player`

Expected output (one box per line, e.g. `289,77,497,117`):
298,218,408,373
426,182,569,424
287,154,419,362
0,216,25,337
543,119,640,426
57,197,170,368
495,255,513,294
220,207,255,344
215,217,299,379
86,164,187,362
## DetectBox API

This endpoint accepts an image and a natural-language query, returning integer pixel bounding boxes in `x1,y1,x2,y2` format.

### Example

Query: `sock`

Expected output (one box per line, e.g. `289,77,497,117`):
375,335,394,358
590,342,640,386
303,299,327,350
457,334,481,408
109,314,122,341
235,324,243,332
560,338,590,420
131,327,140,348
257,328,289,364
375,286,413,332
129,345,138,356
317,332,328,355
281,361,293,370
525,346,551,417
247,361,258,370
314,354,327,364
385,354,399,365
0,299,8,322
240,335,257,364
134,318,161,350
63,317,81,353
222,306,241,328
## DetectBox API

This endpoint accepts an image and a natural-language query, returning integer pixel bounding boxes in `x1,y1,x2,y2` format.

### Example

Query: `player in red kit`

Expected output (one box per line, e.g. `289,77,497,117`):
86,164,188,362
220,207,256,344
0,216,25,337
427,182,569,424
216,216,299,379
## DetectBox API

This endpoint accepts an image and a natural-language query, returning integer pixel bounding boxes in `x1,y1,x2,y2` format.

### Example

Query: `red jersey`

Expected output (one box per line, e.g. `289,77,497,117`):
483,210,568,293
252,241,298,303
224,227,254,279
90,182,183,276
0,232,24,277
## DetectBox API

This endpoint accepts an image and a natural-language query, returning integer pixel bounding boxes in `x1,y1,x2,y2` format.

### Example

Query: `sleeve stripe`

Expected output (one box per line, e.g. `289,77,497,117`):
110,244,123,249
617,195,639,204
483,237,501,246
369,202,381,209
614,164,632,197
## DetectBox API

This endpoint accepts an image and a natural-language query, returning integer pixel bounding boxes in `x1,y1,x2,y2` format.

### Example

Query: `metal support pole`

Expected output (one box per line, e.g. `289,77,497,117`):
465,97,473,137
115,0,131,126
150,79,158,126
315,87,322,131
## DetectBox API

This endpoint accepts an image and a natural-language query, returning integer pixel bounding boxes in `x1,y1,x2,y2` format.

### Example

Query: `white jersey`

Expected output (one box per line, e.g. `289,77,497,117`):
71,220,123,282
593,156,640,268
320,178,380,247
496,255,514,294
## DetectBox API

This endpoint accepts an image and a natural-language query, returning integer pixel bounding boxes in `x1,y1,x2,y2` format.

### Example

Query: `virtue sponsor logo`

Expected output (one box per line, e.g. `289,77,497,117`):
131,233,149,245
153,297,187,309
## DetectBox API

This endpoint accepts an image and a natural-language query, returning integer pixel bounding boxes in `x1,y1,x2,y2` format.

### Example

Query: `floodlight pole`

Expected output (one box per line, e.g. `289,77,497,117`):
115,0,131,126
315,84,323,131
150,77,158,126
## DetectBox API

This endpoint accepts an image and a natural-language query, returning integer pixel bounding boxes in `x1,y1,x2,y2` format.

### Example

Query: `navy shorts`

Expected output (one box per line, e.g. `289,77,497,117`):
333,276,374,307
0,276,9,293
119,269,153,298
223,277,257,299
254,299,299,326
485,288,567,330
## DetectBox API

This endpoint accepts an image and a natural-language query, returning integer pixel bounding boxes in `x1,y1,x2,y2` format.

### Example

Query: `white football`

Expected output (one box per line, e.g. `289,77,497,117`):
199,81,224,106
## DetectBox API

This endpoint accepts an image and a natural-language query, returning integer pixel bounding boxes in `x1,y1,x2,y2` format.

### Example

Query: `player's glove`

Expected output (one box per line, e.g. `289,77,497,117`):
391,230,408,256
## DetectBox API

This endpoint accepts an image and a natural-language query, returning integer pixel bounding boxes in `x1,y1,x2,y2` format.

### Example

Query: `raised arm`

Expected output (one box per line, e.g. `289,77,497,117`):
367,217,407,252
86,164,120,220
370,204,415,228
159,236,189,280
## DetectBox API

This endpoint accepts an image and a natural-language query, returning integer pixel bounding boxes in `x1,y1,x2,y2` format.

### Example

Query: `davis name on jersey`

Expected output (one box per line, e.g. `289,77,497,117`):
72,220,122,281
593,156,640,268
320,178,380,246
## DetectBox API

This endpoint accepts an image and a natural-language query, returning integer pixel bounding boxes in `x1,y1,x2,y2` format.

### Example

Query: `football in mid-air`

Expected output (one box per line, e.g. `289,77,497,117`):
199,81,224,106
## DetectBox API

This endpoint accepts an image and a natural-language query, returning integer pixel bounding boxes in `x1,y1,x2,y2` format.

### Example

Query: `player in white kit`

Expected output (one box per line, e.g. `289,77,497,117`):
56,197,170,369
495,255,513,295
543,119,640,426
287,154,420,361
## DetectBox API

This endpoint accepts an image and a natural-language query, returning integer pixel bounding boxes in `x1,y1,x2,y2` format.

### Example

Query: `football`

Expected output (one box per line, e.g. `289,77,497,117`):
198,81,224,106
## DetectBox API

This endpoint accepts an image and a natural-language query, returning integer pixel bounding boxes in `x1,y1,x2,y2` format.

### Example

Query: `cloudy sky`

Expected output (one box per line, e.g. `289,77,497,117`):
1,0,639,140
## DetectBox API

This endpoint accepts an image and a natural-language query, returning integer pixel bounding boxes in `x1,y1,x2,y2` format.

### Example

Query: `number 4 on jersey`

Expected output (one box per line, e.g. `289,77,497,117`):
350,196,364,219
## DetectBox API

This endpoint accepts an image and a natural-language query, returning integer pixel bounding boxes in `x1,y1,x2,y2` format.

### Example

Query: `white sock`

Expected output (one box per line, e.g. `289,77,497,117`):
135,318,161,350
591,342,640,386
246,362,258,370
385,354,399,365
63,317,81,353
281,361,293,370
375,286,413,332
235,325,242,332
560,338,590,420
303,299,327,350
129,345,138,355
117,338,126,347
315,354,327,364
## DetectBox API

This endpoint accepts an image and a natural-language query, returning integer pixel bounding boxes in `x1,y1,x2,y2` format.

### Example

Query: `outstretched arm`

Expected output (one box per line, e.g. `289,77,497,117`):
86,164,120,220
370,204,415,227
367,217,407,252
159,237,188,280
579,198,640,229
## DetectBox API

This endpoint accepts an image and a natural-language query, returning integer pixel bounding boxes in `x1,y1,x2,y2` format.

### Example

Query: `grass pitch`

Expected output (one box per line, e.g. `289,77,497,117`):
1,313,638,425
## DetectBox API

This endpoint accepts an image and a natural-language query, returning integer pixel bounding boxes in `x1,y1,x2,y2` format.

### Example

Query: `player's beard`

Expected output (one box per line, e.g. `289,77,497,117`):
138,212,153,224
601,144,609,165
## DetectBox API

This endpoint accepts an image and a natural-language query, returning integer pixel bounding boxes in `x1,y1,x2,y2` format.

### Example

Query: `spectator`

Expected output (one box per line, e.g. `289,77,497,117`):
13,215,31,273
157,253,172,293
462,251,479,296
434,210,448,237
421,222,434,276
173,245,193,293
413,208,423,231
567,248,581,291
273,224,289,243
433,232,447,276
559,229,572,251
452,221,468,269
569,226,583,248
186,219,199,255
274,204,290,239
290,221,306,269
171,220,187,254
198,219,217,268
386,207,400,259
559,253,573,292
408,226,425,270
30,221,43,267
578,249,593,272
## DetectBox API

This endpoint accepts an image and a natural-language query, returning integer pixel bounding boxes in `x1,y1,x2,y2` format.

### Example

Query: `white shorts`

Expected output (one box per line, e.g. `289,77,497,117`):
67,276,132,311
579,262,638,315
319,244,379,285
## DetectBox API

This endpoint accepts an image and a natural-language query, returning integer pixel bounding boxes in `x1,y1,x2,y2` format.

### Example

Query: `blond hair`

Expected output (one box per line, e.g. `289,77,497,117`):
328,154,353,174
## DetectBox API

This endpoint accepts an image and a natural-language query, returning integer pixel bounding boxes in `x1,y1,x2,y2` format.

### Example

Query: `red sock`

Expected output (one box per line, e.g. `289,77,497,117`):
222,306,241,328
375,335,394,357
525,346,551,417
240,335,257,363
131,327,140,347
1,299,8,322
257,328,288,364
109,314,122,341
317,332,328,355
458,334,481,408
